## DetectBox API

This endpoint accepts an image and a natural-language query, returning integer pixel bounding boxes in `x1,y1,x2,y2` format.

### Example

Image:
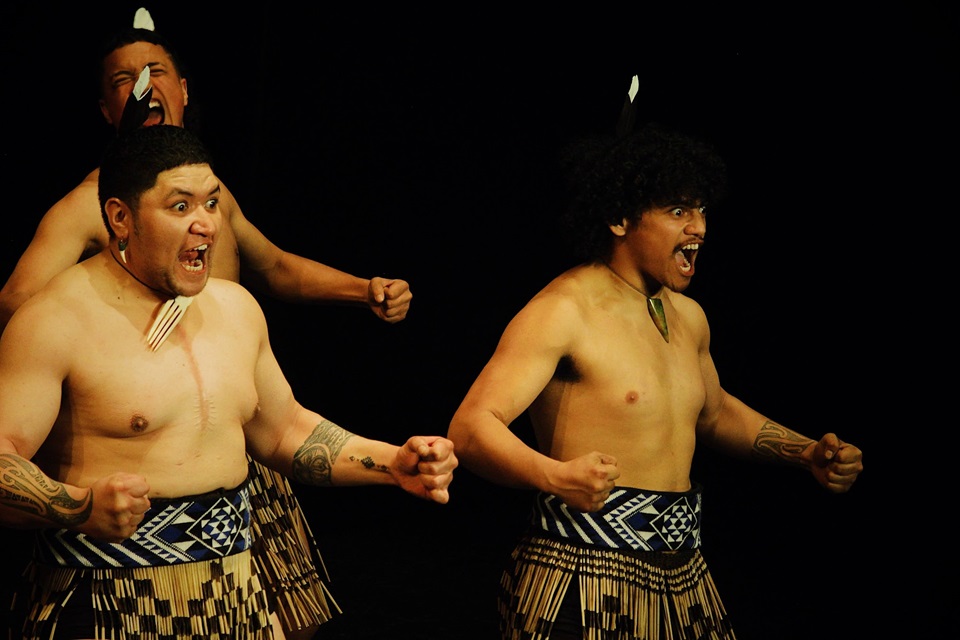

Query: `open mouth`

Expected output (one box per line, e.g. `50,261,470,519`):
676,243,700,274
144,100,165,126
179,244,208,272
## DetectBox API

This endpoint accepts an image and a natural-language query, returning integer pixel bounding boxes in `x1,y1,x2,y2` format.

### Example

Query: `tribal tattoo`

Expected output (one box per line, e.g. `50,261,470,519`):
752,421,815,467
0,455,92,526
292,419,357,486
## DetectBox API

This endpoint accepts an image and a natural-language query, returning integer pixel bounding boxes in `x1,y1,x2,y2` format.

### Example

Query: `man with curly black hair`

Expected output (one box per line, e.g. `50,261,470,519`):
448,121,863,639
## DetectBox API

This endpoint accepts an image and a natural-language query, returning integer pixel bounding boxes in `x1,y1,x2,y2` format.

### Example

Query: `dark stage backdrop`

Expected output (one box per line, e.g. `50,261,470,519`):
1,2,954,638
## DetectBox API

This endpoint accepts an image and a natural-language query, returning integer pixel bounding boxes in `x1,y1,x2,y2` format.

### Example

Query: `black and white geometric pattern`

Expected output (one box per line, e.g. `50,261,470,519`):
533,484,702,551
34,482,252,568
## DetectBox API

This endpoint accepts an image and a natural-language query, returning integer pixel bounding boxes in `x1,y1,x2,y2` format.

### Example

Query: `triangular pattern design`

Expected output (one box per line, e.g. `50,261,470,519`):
35,483,252,568
533,485,702,551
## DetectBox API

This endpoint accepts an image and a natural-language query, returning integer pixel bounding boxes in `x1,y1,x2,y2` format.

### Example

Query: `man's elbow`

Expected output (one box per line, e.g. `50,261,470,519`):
448,414,488,467
0,287,31,330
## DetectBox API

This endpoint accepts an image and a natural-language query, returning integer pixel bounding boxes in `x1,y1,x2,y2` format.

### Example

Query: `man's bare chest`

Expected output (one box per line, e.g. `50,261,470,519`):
62,306,257,438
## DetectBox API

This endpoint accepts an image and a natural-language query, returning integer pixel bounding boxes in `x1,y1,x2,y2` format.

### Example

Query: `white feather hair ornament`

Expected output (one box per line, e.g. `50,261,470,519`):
133,7,155,31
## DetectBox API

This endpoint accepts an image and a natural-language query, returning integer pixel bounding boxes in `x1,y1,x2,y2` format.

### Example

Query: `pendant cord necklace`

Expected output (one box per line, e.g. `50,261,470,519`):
109,247,193,351
602,262,670,342
110,247,170,298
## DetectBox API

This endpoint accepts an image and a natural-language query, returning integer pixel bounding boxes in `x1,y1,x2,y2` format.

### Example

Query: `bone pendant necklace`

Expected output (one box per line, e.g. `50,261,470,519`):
110,248,194,351
603,263,669,342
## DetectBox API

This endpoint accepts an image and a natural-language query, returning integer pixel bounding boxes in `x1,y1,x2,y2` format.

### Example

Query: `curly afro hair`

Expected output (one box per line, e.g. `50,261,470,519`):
559,122,727,262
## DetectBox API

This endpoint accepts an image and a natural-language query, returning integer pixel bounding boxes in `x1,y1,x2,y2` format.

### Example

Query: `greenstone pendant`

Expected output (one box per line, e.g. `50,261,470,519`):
647,298,669,342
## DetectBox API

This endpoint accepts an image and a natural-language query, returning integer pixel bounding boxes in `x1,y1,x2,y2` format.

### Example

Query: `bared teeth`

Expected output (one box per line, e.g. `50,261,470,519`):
179,244,207,271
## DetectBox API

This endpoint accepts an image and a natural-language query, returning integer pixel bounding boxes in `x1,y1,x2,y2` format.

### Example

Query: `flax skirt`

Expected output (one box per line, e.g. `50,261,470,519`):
499,533,736,640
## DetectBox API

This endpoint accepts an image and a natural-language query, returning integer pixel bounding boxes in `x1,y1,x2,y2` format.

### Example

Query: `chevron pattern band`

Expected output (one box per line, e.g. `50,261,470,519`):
34,481,252,568
532,484,702,551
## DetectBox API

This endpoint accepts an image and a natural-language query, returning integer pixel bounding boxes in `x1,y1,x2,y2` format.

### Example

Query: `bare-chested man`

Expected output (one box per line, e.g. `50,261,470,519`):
0,124,456,640
447,121,863,639
0,25,412,329
0,19,413,639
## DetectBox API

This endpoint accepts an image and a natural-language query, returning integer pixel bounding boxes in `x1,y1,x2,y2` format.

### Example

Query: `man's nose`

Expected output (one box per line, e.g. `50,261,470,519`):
685,210,706,237
189,210,218,236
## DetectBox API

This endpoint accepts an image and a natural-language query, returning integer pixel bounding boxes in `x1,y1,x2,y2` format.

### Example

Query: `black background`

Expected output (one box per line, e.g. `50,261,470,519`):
1,2,956,638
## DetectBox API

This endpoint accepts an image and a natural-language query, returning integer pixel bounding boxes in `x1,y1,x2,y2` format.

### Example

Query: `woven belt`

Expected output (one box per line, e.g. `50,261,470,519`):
35,481,252,568
533,484,702,551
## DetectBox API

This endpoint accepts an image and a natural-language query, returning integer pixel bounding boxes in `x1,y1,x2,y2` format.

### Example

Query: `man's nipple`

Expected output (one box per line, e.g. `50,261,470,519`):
130,414,149,433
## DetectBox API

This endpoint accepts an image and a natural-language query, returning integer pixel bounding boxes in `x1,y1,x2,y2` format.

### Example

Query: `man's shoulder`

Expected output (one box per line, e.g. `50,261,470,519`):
512,268,592,330
5,262,94,336
67,168,100,195
203,277,261,311
536,265,600,305
197,279,269,341
43,170,102,221
205,276,249,293
666,290,705,317
212,176,240,219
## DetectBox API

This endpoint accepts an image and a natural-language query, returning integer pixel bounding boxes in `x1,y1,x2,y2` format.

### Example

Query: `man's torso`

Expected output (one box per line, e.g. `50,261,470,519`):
33,257,258,497
529,264,707,491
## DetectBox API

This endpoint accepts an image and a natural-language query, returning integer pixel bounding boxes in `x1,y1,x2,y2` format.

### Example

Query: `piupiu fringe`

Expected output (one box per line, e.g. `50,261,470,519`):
499,534,736,640
247,457,341,631
13,550,272,639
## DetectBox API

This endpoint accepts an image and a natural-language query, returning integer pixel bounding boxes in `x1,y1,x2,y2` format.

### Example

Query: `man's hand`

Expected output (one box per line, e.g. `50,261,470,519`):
392,436,457,503
368,277,412,323
809,433,863,493
77,473,151,542
550,451,620,512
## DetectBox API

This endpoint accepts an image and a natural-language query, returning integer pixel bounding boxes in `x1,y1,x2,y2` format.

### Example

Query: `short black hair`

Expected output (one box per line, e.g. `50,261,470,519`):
559,122,728,262
99,125,213,235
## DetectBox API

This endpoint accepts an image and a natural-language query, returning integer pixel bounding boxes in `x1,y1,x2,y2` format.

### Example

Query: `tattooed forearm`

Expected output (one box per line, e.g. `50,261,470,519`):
292,419,356,486
752,421,815,467
0,455,91,526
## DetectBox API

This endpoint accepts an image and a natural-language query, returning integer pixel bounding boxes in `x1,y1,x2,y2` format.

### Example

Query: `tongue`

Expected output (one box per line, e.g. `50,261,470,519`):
675,250,691,271
180,250,199,262
143,110,164,127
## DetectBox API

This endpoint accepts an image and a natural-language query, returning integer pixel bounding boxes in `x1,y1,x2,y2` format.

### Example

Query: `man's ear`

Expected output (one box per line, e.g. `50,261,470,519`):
99,99,114,125
104,198,131,237
181,77,189,106
608,218,628,237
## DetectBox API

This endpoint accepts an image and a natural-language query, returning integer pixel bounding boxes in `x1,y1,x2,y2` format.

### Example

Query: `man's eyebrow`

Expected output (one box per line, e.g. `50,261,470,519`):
163,184,220,200
183,184,221,196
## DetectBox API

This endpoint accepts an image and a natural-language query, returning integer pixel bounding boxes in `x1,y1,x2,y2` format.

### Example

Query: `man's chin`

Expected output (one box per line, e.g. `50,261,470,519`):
176,273,208,297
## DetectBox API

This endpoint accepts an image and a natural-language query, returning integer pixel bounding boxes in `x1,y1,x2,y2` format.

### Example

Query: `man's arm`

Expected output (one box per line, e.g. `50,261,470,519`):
221,182,413,322
447,292,619,512
0,453,150,541
0,177,106,332
0,293,152,539
234,284,454,502
693,307,863,493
